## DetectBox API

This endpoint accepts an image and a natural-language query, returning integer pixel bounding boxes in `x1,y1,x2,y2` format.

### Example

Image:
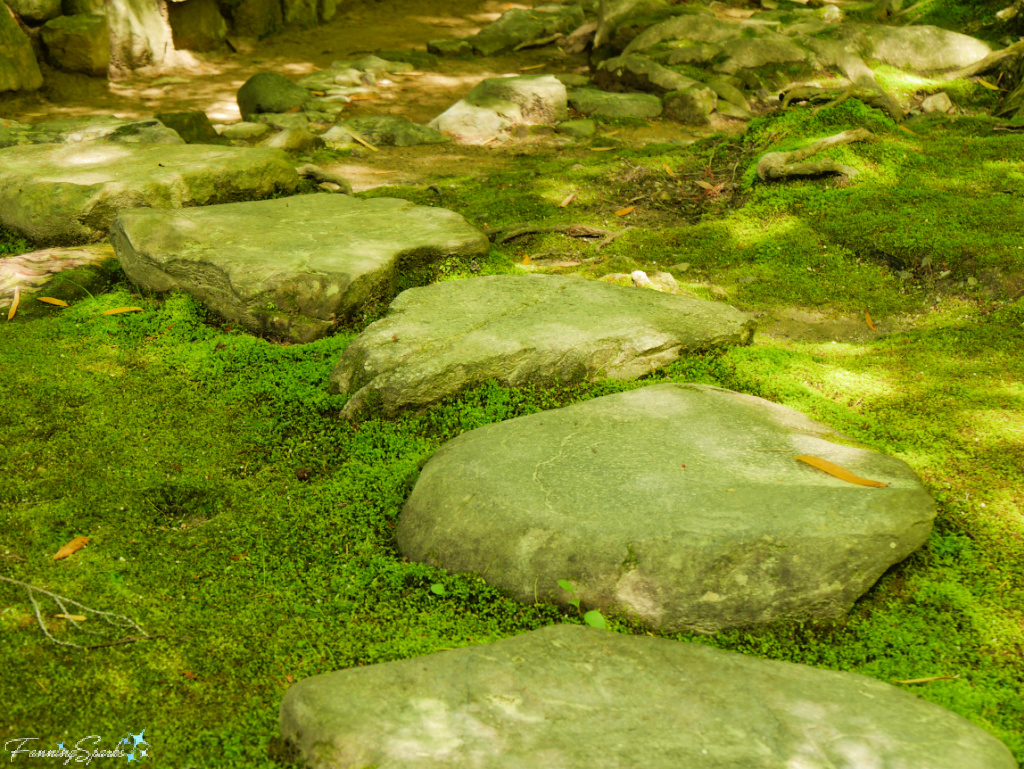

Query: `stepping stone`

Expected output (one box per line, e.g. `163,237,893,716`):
112,194,489,344
0,143,300,246
568,87,663,119
398,383,936,633
279,625,1016,769
0,115,183,149
331,274,755,417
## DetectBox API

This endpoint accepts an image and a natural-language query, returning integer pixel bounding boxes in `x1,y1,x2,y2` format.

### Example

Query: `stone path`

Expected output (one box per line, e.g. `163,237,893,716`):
111,193,489,343
280,624,1017,769
332,275,754,417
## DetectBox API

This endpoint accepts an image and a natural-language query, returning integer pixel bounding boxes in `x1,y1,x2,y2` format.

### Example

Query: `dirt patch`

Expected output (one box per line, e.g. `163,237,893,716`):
760,307,908,343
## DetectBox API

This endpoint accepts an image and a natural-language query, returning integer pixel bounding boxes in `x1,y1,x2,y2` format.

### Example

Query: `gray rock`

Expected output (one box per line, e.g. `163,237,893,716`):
0,143,299,245
156,110,223,144
237,72,312,121
706,75,750,111
428,99,513,142
256,112,309,131
331,275,754,417
167,0,228,52
7,0,62,23
40,13,109,77
624,13,740,54
595,54,699,94
472,5,585,56
838,24,990,71
218,121,270,140
112,194,490,343
279,625,1017,769
467,74,568,124
0,115,184,148
554,72,590,88
426,38,474,57
227,0,283,39
338,116,449,147
398,383,936,633
713,31,810,74
556,118,596,138
921,91,954,113
0,5,43,92
281,0,317,28
663,42,723,65
260,126,323,152
663,85,717,124
107,0,175,76
568,87,663,119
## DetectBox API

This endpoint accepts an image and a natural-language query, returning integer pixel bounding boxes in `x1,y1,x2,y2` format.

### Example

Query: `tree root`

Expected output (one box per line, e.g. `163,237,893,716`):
782,84,904,123
757,128,873,182
0,244,114,308
487,223,617,244
0,575,152,650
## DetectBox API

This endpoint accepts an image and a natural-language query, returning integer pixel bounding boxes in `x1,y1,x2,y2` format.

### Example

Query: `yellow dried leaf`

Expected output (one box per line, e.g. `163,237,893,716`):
865,310,876,330
520,63,545,71
976,79,1000,91
101,307,143,316
521,254,531,265
795,456,888,488
52,536,91,561
695,180,714,190
37,297,69,307
54,614,87,622
603,129,621,137
663,164,676,177
614,206,635,217
590,147,616,152
347,132,378,152
559,193,576,208
7,286,19,321
347,92,380,101
897,125,917,136
894,675,958,684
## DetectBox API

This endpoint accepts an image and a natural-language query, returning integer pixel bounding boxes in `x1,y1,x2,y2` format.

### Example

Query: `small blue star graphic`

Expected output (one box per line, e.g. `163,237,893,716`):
126,754,137,764
129,730,147,749
56,743,65,751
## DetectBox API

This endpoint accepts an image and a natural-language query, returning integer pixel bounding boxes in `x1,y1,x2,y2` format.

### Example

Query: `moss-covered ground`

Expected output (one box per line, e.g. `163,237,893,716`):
3,44,1024,769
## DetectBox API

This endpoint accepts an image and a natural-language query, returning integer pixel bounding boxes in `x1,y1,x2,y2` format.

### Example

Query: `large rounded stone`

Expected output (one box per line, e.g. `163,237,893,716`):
41,13,110,77
237,72,312,121
398,383,936,633
0,4,44,93
279,625,1017,769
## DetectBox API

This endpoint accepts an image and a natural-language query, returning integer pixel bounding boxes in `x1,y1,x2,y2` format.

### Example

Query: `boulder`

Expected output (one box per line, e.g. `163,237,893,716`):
837,24,990,71
426,37,473,57
237,72,312,121
568,87,663,119
0,143,300,245
0,4,43,92
167,0,228,51
279,625,1017,769
281,0,317,28
41,13,109,77
712,31,810,75
595,0,671,48
111,194,490,343
155,110,222,143
398,383,936,632
471,5,585,56
223,0,282,39
336,116,448,147
107,0,176,77
663,85,716,124
7,0,62,23
430,75,568,141
595,54,700,94
0,115,183,148
330,275,755,417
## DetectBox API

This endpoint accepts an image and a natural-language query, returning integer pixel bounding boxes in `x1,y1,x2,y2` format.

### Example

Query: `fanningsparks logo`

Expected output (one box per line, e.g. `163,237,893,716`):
4,729,149,764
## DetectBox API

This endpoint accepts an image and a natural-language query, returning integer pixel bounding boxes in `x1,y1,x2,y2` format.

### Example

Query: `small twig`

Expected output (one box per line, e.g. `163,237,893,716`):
595,226,634,251
1,575,149,650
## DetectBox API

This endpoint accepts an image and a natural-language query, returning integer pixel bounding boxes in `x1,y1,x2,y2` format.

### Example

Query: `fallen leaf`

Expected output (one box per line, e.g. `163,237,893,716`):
36,297,69,307
53,536,90,561
663,164,676,177
897,125,917,136
347,93,380,101
795,456,888,488
603,129,621,137
7,286,19,321
865,310,876,330
614,206,635,217
695,180,715,190
894,675,959,684
976,79,1001,91
182,670,197,680
559,193,576,208
311,90,326,97
54,614,87,622
519,63,545,71
284,106,302,113
521,254,531,265
101,307,143,316
590,147,616,152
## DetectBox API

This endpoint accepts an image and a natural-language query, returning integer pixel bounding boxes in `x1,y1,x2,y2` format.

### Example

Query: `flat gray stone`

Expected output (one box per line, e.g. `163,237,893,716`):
111,194,489,343
0,143,299,245
0,115,184,149
338,116,449,147
568,87,663,119
331,275,754,417
398,383,936,632
279,625,1016,769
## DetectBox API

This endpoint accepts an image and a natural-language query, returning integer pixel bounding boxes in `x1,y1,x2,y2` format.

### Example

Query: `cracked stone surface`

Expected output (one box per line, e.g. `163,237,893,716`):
112,193,489,343
279,625,1016,769
397,383,936,633
330,274,755,417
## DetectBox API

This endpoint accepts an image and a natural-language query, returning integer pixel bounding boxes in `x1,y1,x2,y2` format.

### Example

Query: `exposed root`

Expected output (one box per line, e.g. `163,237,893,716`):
757,128,873,183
